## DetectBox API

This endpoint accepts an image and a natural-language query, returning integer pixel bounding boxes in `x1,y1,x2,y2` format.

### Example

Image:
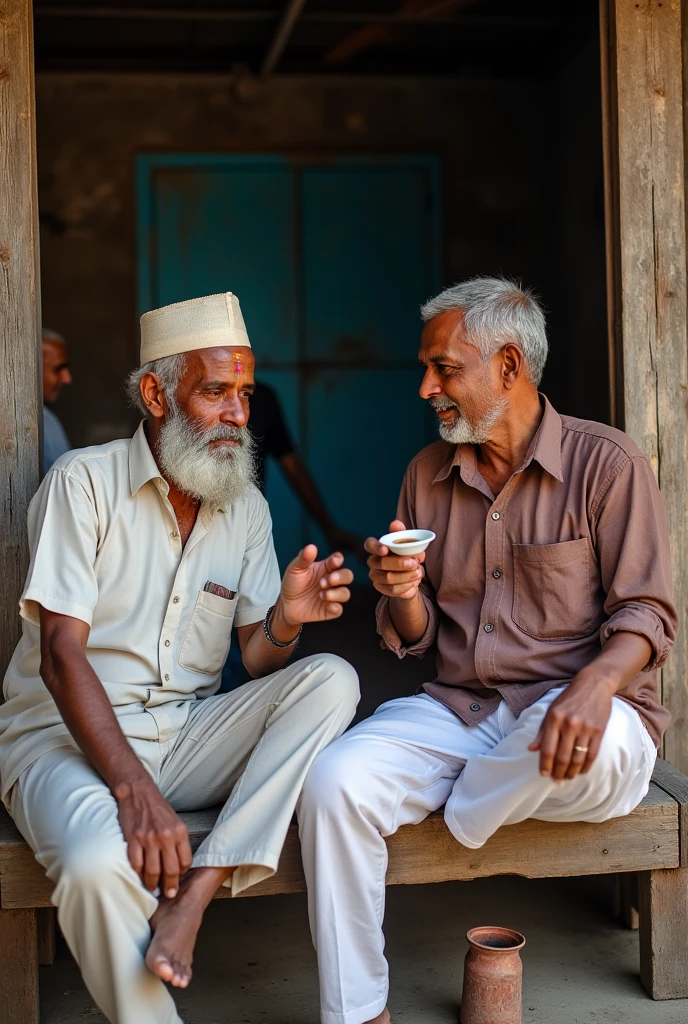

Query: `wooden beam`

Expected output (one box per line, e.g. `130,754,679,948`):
1,783,679,908
0,0,42,682
601,0,688,772
260,0,308,78
324,0,479,66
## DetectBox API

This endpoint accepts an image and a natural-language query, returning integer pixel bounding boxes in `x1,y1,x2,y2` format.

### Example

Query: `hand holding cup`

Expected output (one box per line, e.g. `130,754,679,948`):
365,520,433,600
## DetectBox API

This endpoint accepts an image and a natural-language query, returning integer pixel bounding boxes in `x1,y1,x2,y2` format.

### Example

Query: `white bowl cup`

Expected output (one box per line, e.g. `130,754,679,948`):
379,529,436,556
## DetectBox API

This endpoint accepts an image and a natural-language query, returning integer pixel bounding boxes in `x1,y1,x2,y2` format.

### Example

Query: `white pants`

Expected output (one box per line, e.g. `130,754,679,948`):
10,654,359,1024
297,687,657,1024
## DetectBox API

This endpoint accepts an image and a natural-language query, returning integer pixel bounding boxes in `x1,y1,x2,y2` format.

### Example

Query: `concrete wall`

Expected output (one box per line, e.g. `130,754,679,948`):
35,71,596,447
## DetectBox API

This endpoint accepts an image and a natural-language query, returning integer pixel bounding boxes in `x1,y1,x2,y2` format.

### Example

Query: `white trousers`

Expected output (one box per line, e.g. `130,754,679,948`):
297,687,657,1024
10,654,359,1024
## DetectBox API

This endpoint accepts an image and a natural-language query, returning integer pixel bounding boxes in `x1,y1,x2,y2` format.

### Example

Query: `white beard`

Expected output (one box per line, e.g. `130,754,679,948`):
430,393,507,445
156,410,257,509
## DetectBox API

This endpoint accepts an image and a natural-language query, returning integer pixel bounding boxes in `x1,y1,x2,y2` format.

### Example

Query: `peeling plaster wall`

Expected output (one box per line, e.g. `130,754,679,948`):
36,73,576,447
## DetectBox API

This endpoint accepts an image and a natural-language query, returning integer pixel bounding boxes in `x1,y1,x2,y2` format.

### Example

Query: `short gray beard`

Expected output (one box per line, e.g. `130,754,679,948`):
156,406,257,509
430,392,507,445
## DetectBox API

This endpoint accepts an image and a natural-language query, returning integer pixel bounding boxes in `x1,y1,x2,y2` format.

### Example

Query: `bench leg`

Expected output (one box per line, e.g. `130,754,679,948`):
0,907,39,1023
37,907,57,966
638,867,688,998
614,872,639,930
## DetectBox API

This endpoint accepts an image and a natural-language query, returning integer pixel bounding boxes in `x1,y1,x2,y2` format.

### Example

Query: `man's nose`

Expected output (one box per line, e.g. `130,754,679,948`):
419,368,441,401
61,368,73,385
220,395,248,427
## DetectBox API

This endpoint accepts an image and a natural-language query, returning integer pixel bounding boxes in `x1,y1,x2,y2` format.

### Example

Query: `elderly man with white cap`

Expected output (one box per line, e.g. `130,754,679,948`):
0,293,359,1024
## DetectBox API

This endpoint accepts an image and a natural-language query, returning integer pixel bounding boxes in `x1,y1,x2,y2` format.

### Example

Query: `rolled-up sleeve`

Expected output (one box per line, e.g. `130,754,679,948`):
376,462,440,659
20,467,100,627
593,455,677,670
376,584,439,659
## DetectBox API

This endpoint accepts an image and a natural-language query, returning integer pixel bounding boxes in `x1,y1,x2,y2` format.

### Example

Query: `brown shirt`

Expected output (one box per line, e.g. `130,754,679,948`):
377,396,677,748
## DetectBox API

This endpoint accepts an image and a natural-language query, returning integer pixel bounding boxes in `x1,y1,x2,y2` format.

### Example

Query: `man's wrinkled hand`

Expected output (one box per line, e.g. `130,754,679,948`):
365,520,426,600
528,675,615,781
115,779,193,899
279,544,354,625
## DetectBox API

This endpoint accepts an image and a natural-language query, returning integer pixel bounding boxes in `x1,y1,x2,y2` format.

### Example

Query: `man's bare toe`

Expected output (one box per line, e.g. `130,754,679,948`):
145,951,175,983
145,898,200,988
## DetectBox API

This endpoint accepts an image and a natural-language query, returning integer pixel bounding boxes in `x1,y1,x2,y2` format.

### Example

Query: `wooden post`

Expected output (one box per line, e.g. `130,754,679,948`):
0,908,39,1024
600,0,688,771
0,0,41,680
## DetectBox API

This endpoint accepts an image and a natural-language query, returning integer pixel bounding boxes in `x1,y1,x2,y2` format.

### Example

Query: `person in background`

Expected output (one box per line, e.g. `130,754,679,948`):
220,380,365,692
250,380,362,557
42,328,73,474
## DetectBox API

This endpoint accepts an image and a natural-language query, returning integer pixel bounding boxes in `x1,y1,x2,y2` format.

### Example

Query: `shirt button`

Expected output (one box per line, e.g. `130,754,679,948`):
173,596,180,604
171,531,179,539
484,623,494,633
491,511,500,521
493,569,502,579
164,639,170,647
470,703,481,712
164,673,169,681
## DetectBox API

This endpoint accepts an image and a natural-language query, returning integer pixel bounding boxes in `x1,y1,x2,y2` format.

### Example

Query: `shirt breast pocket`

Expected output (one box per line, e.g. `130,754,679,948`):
511,537,596,641
179,590,238,675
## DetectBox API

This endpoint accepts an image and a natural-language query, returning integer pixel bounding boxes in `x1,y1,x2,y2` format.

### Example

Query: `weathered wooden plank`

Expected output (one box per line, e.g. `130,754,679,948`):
1,784,678,908
652,757,688,865
639,866,688,999
0,1,42,682
0,908,39,1023
602,0,688,771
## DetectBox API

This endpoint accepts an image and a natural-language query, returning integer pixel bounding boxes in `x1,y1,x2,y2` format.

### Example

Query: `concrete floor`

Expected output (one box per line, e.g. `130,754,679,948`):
37,588,688,1023
41,875,688,1024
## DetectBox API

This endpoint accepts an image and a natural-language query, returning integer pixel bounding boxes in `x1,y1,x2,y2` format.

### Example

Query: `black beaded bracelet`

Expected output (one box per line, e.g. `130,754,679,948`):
263,605,303,649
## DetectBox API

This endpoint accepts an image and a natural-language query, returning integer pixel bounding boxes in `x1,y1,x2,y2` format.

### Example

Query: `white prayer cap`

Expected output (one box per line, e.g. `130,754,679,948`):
139,292,251,365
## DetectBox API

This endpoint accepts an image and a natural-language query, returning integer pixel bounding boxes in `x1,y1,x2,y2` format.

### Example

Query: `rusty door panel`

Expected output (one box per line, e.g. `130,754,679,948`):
137,154,441,575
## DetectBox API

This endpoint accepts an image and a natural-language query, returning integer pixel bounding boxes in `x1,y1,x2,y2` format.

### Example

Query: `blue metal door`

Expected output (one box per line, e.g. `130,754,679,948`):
137,154,441,576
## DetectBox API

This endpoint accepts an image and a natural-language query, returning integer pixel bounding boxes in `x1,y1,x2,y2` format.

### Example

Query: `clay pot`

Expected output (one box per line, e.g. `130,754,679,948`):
460,925,526,1024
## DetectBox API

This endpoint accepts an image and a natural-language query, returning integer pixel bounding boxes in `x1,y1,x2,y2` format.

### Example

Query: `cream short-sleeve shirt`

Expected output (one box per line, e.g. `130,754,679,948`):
0,423,281,800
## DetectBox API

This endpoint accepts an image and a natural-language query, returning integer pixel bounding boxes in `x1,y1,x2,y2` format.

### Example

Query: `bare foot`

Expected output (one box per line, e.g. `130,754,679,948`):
364,1010,391,1024
145,865,233,988
145,893,203,988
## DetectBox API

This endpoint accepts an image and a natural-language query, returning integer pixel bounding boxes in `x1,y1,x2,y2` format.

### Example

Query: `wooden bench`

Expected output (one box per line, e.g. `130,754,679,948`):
2,760,687,1023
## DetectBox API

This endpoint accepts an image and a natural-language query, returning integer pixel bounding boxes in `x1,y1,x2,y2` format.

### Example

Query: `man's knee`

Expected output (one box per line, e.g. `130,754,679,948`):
297,653,360,716
301,738,369,817
54,836,134,896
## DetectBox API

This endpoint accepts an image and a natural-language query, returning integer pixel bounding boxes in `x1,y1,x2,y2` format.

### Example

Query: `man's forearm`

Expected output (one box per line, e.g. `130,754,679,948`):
574,631,653,695
240,598,301,678
279,453,334,532
389,591,429,647
42,635,154,796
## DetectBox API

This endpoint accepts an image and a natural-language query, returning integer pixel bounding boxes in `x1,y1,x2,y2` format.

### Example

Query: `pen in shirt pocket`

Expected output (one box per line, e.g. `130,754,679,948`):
203,581,236,601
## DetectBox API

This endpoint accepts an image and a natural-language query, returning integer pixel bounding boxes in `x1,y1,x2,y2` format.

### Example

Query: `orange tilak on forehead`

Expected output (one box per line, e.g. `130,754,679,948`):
233,353,244,374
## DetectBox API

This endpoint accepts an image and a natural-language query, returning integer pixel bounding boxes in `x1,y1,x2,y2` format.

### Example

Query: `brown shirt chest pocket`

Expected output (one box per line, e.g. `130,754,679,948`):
511,537,596,641
179,590,237,675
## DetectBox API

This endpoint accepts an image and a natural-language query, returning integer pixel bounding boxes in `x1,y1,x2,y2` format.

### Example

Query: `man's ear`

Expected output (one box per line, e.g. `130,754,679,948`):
500,343,524,390
139,372,167,419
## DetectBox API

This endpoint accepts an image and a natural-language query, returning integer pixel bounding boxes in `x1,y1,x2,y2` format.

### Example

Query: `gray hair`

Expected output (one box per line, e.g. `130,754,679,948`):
420,276,548,386
42,328,65,344
125,353,185,417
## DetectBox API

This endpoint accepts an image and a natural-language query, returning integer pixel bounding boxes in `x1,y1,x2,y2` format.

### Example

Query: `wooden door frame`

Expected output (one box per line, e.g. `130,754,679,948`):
1,0,687,767
0,0,42,685
600,0,688,771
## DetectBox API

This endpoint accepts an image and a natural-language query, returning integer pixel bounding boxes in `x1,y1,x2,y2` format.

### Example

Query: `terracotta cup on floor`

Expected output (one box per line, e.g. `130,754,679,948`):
460,925,526,1024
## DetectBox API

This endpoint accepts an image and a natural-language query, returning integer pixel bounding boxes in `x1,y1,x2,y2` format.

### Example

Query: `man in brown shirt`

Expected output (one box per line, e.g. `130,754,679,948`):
298,276,677,1024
